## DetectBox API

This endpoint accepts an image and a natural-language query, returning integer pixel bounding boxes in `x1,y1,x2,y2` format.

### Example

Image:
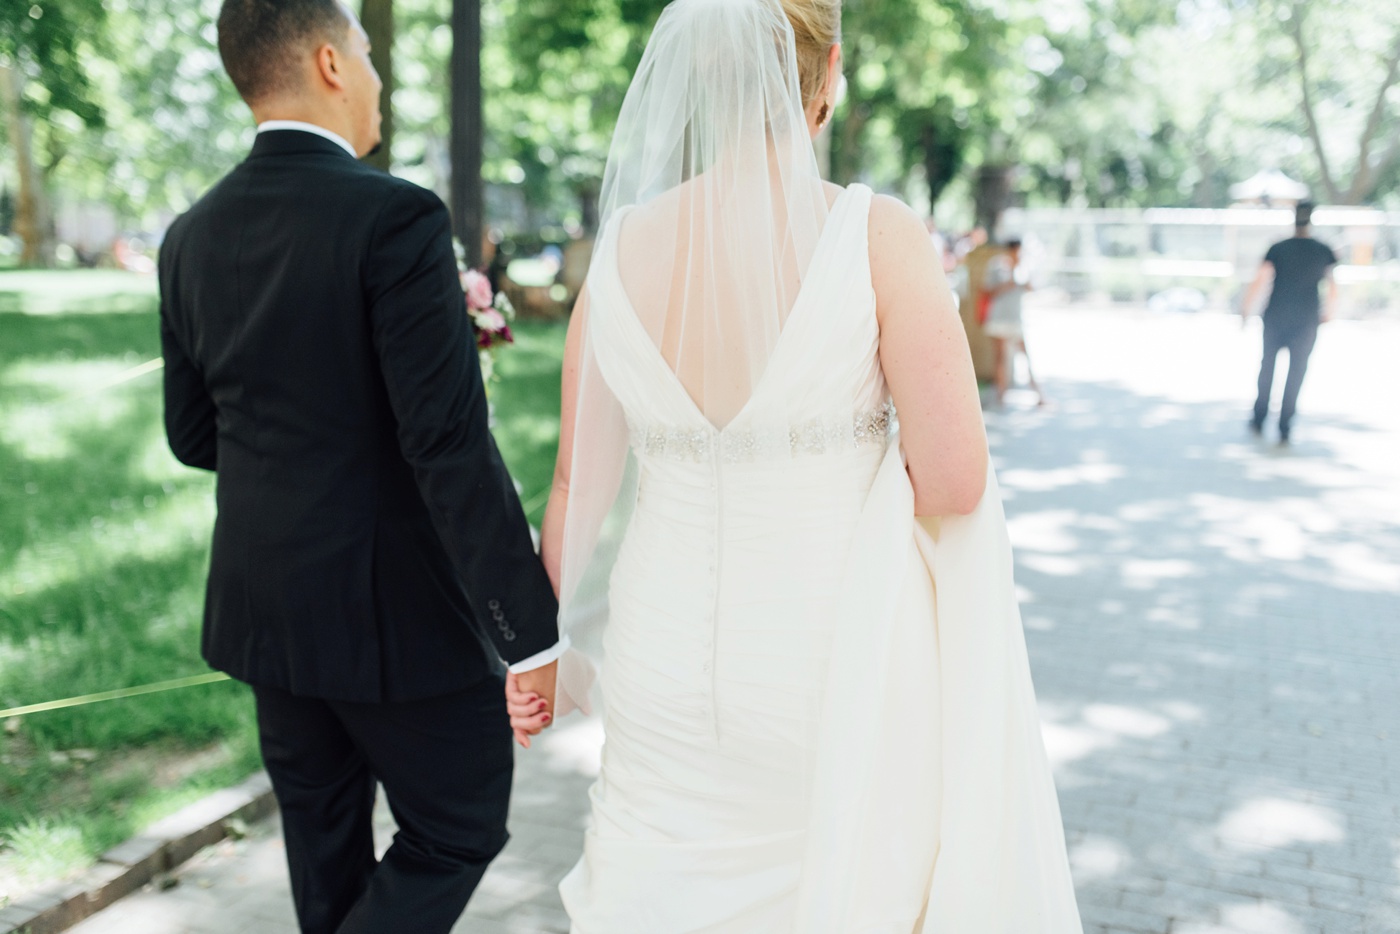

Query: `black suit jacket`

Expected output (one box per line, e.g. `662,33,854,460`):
159,129,558,703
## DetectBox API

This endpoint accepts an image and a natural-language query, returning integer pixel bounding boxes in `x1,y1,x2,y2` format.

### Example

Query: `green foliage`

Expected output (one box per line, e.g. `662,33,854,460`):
8,0,1400,239
832,0,1005,196
57,0,250,224
3,818,88,881
1247,0,1400,204
0,0,106,129
493,0,665,227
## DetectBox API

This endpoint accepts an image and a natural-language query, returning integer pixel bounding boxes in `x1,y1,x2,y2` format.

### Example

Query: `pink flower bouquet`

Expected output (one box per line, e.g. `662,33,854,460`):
454,244,518,388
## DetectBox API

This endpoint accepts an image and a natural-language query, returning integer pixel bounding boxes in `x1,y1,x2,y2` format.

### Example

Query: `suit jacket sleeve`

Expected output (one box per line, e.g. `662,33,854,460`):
159,232,218,471
364,185,560,665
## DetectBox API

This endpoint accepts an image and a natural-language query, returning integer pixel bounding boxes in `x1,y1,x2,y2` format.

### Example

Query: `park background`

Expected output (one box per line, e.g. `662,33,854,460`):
1,0,1399,929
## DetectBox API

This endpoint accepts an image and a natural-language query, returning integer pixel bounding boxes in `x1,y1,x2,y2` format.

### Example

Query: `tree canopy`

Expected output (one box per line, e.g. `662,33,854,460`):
2,0,1398,265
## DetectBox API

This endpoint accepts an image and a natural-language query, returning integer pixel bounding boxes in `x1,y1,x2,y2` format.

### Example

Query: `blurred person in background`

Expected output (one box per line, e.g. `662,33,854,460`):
982,238,1045,408
954,226,987,262
1241,200,1338,445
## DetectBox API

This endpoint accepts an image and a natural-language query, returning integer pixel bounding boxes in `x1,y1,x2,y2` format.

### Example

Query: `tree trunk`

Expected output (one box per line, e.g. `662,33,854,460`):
451,0,484,267
831,104,869,187
361,0,395,172
0,61,55,268
920,118,962,211
578,180,600,235
973,164,1014,236
828,37,866,185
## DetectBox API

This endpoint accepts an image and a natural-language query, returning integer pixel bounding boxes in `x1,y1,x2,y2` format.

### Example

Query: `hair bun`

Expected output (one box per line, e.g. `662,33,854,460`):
780,0,841,105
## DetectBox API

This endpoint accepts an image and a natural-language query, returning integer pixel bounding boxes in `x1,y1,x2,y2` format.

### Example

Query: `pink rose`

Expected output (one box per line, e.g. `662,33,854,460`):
461,269,494,310
475,309,507,332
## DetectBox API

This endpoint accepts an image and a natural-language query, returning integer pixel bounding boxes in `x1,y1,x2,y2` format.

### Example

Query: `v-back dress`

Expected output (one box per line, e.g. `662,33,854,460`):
559,185,1082,934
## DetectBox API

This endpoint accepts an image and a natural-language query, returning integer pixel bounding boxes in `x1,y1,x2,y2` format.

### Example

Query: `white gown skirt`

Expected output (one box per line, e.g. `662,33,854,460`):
561,443,943,933
561,440,1081,933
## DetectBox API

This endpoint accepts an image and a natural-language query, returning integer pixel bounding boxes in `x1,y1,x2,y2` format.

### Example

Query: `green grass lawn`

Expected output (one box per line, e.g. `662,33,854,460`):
0,270,565,901
492,320,567,521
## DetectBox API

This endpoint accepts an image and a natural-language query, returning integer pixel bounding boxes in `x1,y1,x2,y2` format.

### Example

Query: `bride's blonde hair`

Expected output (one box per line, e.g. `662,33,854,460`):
780,0,841,106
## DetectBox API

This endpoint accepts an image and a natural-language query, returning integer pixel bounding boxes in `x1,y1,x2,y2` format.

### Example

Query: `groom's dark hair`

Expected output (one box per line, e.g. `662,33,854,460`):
217,0,351,104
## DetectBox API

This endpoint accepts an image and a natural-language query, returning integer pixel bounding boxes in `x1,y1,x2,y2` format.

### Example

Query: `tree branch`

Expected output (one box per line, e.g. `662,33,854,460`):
1288,3,1341,202
1346,30,1400,204
1360,131,1400,204
43,133,69,178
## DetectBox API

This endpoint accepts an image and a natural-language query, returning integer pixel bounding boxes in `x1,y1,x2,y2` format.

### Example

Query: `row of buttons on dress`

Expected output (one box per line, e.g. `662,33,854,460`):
702,458,720,726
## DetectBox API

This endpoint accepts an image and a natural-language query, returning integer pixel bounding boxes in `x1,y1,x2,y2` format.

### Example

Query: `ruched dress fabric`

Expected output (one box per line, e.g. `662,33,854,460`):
559,185,1082,934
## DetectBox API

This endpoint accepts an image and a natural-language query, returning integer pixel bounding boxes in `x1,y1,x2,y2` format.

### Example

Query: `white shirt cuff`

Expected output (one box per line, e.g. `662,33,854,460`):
507,635,571,674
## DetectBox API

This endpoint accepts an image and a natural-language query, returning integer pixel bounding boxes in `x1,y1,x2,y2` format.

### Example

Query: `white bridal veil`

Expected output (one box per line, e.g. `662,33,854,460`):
552,0,834,699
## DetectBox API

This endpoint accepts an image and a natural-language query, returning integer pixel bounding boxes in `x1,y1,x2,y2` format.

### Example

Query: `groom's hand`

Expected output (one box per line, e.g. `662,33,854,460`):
506,662,558,749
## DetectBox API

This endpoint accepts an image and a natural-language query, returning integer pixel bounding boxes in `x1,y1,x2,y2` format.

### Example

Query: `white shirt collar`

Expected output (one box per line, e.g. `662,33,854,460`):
256,120,358,159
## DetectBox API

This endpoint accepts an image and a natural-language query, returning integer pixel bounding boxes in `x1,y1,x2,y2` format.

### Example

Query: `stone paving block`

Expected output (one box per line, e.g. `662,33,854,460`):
453,919,541,934
1079,904,1172,934
99,835,166,876
0,905,40,930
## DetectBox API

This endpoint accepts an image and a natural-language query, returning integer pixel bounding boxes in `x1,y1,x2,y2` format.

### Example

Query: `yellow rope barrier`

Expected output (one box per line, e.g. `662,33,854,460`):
0,672,232,720
520,487,551,516
52,357,165,405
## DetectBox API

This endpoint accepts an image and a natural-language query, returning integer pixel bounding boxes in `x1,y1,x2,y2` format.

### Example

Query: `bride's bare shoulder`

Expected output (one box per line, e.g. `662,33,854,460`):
864,193,950,330
867,194,935,283
867,192,926,240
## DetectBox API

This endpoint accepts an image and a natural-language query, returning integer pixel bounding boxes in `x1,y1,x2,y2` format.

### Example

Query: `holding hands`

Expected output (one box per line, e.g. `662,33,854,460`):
506,661,558,748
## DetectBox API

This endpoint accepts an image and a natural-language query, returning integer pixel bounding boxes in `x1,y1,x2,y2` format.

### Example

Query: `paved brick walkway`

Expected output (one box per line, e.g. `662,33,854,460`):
69,306,1400,934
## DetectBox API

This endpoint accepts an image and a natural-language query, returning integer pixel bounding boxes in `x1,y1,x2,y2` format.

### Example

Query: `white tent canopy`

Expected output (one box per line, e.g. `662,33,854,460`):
1230,169,1311,205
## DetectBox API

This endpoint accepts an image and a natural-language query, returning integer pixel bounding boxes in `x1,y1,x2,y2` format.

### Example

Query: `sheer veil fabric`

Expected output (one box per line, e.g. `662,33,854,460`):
549,0,1083,930
552,0,832,688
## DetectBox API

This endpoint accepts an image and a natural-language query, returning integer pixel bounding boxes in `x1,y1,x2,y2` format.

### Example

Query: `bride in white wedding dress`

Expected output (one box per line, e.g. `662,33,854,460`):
514,0,1084,930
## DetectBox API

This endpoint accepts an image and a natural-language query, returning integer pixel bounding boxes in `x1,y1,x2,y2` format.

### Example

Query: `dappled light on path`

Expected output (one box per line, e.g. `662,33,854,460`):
1216,797,1347,851
1006,304,1399,933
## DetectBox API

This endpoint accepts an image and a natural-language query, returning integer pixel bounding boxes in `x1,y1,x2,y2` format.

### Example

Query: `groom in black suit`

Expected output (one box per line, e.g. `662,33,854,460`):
159,2,562,931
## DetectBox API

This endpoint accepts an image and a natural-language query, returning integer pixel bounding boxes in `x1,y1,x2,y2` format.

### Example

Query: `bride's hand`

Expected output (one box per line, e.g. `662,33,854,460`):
506,666,556,749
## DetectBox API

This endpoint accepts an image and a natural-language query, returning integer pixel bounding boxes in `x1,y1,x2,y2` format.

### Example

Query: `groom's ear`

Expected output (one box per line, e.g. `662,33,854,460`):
314,41,348,94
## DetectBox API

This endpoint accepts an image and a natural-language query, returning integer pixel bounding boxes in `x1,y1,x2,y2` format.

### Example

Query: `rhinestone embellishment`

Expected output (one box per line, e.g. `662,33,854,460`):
632,404,894,464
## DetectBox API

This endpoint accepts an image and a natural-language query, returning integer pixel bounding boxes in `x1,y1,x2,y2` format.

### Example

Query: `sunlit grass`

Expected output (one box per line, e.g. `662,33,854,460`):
0,272,567,898
3,819,88,882
0,271,159,316
491,319,567,522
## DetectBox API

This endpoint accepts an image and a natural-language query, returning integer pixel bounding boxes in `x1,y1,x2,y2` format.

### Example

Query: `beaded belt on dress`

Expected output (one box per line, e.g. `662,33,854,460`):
630,404,894,464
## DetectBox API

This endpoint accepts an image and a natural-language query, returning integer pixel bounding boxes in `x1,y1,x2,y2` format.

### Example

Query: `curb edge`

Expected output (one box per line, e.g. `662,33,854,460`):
0,771,277,934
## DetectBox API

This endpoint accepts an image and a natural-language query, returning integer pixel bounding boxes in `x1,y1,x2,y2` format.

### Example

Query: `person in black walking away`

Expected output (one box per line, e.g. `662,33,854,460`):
1241,201,1338,445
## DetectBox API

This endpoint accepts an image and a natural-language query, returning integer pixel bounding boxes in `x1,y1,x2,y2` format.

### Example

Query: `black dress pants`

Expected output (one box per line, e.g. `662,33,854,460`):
1252,322,1318,437
252,677,513,934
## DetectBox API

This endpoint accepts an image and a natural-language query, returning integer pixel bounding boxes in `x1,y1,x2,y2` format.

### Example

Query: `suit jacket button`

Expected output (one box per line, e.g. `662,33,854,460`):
488,599,501,611
502,630,517,642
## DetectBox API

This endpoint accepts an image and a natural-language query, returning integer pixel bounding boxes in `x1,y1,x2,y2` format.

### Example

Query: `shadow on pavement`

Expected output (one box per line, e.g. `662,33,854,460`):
989,371,1399,933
